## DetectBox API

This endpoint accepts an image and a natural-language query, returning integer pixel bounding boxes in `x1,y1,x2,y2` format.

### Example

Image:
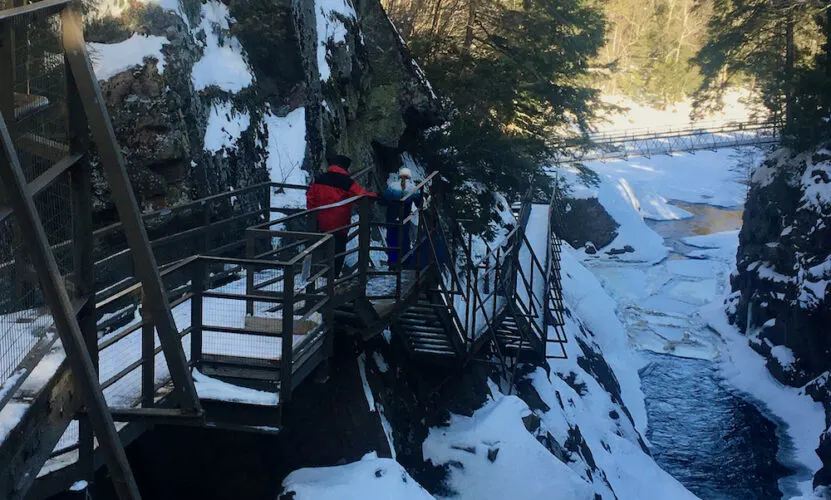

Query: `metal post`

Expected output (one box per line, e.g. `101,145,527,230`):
140,297,155,408
191,259,204,369
0,112,141,499
357,197,370,293
324,236,335,358
66,41,98,485
493,249,500,320
202,198,211,254
61,9,200,413
464,233,473,344
281,264,295,402
415,214,423,287
471,269,478,344
245,230,255,316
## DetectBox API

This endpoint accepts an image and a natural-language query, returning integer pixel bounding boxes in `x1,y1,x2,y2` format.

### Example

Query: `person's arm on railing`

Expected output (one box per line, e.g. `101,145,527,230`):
348,178,377,199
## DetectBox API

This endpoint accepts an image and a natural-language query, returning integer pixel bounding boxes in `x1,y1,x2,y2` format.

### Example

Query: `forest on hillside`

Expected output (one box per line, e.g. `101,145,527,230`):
382,0,830,226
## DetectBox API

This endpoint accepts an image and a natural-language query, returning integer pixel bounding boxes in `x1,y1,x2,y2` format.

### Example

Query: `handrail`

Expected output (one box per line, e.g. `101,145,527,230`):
401,171,439,202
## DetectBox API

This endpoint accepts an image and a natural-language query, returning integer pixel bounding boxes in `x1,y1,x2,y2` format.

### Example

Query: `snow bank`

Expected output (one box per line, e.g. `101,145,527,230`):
563,168,668,262
638,192,693,220
423,395,595,499
191,1,253,93
282,452,433,499
264,107,308,209
315,0,356,81
89,34,167,81
579,147,762,208
687,228,826,497
204,101,250,154
706,300,826,496
559,247,648,434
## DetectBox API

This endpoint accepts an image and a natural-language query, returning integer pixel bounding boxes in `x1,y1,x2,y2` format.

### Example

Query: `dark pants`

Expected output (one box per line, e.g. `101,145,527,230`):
386,224,411,267
334,232,348,277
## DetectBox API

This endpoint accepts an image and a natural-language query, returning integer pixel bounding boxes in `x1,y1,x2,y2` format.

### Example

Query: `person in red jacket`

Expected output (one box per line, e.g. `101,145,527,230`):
306,155,376,277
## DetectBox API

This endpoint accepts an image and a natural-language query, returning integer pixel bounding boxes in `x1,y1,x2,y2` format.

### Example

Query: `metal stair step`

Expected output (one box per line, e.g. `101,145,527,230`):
413,346,456,356
402,324,446,335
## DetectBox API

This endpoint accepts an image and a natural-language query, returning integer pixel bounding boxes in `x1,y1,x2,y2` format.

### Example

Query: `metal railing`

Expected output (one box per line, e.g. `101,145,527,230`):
553,119,780,163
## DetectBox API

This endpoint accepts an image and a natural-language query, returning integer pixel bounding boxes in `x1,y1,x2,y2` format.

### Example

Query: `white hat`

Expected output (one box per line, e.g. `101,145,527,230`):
398,167,413,179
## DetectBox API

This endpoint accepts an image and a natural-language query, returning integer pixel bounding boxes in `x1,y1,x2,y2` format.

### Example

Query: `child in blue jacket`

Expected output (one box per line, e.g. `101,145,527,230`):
384,168,423,267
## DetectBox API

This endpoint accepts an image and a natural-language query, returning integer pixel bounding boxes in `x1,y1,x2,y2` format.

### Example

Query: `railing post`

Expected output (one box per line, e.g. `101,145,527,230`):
415,213,423,287
191,259,204,369
493,249,500,319
324,236,336,358
245,229,255,316
465,233,473,346
202,198,212,254
281,264,296,402
358,197,370,293
140,296,155,407
471,269,479,343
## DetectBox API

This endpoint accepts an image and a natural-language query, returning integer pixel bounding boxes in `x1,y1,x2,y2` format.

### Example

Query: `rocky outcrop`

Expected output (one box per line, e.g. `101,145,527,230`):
729,143,831,487
560,197,619,252
86,0,440,222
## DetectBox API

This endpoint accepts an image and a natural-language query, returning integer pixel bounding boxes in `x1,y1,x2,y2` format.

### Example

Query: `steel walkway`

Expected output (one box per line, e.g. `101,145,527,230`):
0,2,570,497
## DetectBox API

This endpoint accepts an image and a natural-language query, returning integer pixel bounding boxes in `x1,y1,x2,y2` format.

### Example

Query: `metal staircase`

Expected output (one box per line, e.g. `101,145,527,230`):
394,291,461,360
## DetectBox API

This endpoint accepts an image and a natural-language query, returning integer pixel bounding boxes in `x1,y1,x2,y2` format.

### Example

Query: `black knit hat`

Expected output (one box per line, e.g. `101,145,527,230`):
328,155,352,170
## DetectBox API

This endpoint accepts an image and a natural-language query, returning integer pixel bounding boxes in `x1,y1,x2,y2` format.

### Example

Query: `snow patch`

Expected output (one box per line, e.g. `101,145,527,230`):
191,1,253,93
204,101,250,154
315,0,356,81
282,452,433,499
89,34,167,81
192,369,278,406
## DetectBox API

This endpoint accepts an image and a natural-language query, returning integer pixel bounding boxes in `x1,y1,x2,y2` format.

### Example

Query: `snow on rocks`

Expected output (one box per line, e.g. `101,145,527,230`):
263,107,309,209
282,452,433,499
422,394,596,499
204,101,250,154
315,0,356,81
704,299,826,497
89,34,168,81
191,1,253,93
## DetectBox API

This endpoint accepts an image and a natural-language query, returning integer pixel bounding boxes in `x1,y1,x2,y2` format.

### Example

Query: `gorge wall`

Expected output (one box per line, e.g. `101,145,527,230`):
85,0,439,222
729,143,831,488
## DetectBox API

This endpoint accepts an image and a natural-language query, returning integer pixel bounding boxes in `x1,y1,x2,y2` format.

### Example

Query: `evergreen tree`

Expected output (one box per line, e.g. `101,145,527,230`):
693,0,830,149
387,0,606,229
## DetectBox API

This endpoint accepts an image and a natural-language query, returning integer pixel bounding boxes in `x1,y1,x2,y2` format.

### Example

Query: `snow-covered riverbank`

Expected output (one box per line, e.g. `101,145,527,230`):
562,147,826,498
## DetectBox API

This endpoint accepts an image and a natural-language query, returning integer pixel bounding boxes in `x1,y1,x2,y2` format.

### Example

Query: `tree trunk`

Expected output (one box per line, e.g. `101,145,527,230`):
463,0,476,54
784,4,795,131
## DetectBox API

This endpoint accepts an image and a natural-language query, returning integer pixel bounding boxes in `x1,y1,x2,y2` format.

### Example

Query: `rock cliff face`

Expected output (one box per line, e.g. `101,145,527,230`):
85,0,439,222
729,143,831,487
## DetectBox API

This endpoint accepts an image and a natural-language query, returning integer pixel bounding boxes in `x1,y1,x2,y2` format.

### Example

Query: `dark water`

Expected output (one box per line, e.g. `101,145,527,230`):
640,353,789,499
639,203,792,498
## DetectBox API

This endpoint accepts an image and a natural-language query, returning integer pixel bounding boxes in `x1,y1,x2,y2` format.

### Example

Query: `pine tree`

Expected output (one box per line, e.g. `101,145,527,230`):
388,0,606,229
692,0,830,150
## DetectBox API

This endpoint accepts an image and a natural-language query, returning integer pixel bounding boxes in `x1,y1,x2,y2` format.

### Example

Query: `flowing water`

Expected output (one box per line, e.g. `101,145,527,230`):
631,202,788,498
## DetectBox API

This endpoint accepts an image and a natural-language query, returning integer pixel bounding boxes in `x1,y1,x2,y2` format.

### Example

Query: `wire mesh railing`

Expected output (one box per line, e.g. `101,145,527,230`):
0,4,79,405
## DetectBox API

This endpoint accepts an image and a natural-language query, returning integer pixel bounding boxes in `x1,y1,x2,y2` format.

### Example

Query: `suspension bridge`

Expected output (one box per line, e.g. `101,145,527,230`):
555,119,779,163
0,2,569,498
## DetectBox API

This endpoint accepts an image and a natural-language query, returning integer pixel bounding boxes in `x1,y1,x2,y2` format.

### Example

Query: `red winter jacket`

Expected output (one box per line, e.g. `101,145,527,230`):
306,165,376,233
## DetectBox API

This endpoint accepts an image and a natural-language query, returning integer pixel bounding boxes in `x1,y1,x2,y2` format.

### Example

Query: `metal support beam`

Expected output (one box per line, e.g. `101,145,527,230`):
60,7,201,413
67,48,97,485
0,111,140,499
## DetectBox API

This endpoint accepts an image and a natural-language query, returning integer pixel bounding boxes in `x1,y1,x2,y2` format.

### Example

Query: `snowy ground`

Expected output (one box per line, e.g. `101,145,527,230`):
559,143,826,498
